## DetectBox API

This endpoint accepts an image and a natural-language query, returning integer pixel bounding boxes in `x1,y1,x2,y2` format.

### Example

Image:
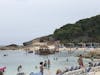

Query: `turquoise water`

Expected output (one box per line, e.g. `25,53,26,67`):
0,50,91,75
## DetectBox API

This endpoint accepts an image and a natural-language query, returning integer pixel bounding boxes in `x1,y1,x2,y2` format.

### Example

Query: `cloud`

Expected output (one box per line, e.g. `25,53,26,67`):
0,0,16,5
0,0,100,45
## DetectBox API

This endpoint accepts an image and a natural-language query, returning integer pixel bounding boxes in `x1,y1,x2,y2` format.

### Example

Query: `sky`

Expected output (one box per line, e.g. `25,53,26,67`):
0,0,100,45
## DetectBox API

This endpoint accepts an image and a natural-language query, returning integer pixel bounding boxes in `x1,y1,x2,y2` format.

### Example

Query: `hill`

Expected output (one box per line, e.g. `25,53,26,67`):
0,15,100,50
53,15,100,43
23,15,100,46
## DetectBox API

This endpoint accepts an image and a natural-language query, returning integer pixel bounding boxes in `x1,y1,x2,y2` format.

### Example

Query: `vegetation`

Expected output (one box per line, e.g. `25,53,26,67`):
53,15,100,43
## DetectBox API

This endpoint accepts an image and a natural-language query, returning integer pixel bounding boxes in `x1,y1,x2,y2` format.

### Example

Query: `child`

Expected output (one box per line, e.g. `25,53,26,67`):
40,62,44,75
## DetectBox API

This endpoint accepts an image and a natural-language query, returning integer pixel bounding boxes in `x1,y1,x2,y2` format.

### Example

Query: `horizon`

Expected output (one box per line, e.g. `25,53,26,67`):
0,0,100,45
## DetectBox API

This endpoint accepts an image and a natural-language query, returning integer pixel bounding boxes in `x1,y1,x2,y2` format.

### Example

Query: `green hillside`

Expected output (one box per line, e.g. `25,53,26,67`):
53,15,100,43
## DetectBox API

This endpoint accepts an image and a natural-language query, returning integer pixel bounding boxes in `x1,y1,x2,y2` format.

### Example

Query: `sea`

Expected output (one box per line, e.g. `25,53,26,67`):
0,50,91,75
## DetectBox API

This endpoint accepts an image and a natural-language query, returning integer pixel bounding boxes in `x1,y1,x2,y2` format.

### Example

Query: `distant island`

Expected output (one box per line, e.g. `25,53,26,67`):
0,15,100,50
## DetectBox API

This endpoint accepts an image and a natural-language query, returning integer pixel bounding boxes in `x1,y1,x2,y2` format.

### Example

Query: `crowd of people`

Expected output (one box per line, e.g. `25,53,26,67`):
16,55,85,75
55,54,85,75
1,55,90,75
35,59,51,75
16,59,51,75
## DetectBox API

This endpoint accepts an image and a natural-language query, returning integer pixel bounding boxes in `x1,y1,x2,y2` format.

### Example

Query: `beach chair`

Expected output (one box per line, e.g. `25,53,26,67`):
65,68,69,72
74,66,78,70
94,63,97,67
97,62,100,66
69,66,74,71
86,67,91,72
77,66,81,69
89,62,93,67
65,67,70,72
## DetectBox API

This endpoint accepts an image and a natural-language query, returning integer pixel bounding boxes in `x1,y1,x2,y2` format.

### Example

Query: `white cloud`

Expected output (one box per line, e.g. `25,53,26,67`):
0,0,16,5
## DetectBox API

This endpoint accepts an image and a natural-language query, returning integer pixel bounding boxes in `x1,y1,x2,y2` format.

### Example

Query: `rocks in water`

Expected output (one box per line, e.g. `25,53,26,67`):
6,44,18,47
0,44,19,50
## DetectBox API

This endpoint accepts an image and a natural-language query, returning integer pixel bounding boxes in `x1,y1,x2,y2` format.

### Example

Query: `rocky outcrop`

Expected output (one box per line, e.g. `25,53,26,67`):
23,35,55,46
0,44,21,50
82,50,100,59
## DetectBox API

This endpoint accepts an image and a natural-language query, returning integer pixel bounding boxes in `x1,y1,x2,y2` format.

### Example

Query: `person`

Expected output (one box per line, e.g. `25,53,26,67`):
88,62,93,67
47,59,50,69
66,58,68,62
78,55,84,68
35,66,38,69
17,65,22,72
56,69,66,75
0,71,3,75
40,62,44,75
44,60,47,68
91,55,94,62
56,69,62,75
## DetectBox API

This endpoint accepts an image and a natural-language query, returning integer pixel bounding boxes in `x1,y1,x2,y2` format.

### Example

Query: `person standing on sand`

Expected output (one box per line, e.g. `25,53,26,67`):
40,62,44,75
78,55,84,68
56,69,66,75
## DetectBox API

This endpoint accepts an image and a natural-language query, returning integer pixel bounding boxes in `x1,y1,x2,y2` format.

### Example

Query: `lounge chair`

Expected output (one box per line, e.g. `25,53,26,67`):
98,62,100,66
69,66,74,71
74,66,78,70
86,67,91,72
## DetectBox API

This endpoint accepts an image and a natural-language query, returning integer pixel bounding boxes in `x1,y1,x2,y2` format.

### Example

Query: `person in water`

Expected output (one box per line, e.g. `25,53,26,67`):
44,60,47,68
47,59,50,69
78,55,84,68
40,62,44,75
17,65,22,72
